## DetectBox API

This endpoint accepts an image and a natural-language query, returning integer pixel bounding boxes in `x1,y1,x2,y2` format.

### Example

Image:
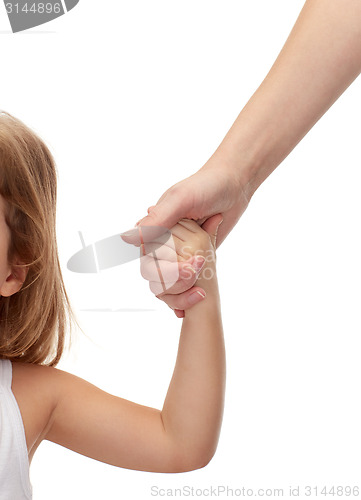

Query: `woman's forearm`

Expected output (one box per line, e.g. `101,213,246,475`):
212,0,361,199
160,269,225,471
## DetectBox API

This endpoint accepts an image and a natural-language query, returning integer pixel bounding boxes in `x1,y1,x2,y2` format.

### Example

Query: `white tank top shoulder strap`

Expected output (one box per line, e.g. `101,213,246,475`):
0,358,33,499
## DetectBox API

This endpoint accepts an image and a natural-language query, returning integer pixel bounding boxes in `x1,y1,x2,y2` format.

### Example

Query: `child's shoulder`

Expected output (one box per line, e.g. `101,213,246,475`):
11,361,111,463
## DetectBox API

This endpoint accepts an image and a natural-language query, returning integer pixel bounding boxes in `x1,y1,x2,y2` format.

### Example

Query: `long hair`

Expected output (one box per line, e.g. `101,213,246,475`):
0,111,80,366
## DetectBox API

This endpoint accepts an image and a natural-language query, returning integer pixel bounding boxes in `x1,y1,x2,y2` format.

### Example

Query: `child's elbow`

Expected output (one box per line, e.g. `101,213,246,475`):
170,445,217,473
178,454,214,473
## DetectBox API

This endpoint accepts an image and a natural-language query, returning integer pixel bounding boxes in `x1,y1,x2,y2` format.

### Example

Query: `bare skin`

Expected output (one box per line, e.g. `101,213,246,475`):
0,199,226,473
135,0,361,317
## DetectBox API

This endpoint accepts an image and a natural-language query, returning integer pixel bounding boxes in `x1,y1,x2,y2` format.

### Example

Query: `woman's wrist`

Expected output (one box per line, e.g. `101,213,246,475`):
201,134,261,208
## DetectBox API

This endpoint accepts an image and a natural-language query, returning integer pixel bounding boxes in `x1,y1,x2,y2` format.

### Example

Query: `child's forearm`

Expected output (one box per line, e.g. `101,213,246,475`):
160,267,225,471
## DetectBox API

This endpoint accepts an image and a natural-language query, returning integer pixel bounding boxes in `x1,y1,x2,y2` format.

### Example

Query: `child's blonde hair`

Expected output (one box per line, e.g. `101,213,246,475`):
0,111,79,366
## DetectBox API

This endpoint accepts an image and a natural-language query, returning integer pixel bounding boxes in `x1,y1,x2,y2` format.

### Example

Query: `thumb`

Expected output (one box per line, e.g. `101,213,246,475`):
136,190,185,230
201,213,223,248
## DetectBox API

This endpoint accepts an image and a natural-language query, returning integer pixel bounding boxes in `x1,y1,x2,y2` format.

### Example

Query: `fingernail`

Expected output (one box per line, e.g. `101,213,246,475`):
188,290,206,305
193,256,205,272
120,230,135,237
180,266,197,279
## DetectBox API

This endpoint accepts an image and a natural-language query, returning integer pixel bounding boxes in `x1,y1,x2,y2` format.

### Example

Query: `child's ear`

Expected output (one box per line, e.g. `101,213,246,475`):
0,260,29,297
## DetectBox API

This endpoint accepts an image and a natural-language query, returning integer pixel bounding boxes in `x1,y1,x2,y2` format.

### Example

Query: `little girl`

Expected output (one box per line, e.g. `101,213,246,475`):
0,112,226,499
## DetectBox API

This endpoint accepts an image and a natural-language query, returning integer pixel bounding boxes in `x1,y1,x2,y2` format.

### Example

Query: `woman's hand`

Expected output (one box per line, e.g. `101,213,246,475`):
136,156,249,249
131,152,249,318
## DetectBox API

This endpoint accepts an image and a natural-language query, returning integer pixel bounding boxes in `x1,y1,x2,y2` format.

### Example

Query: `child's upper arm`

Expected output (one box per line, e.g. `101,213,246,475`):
12,361,183,472
43,367,184,473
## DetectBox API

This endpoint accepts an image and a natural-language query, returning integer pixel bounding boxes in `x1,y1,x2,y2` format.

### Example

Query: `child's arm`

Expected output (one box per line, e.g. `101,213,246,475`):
12,217,225,473
158,216,225,470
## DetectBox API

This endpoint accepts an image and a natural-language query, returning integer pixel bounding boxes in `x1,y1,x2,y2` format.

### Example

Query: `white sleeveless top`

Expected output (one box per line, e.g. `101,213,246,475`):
0,359,33,499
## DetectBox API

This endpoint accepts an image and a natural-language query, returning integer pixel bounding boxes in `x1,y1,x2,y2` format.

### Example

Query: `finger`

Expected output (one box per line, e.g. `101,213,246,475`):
174,309,185,318
142,234,191,261
136,189,188,231
148,267,198,295
140,256,184,283
145,255,205,296
168,222,194,242
142,242,179,262
176,219,198,233
158,287,206,311
212,199,247,248
147,205,156,214
120,226,171,246
201,213,223,248
143,253,204,285
142,257,200,287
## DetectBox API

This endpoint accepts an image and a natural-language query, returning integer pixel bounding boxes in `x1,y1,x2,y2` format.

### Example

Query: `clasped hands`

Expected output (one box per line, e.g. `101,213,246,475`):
122,214,223,317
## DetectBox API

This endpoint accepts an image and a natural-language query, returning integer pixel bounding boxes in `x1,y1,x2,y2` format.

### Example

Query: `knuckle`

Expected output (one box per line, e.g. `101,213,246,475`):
199,232,211,248
140,264,149,280
149,281,164,296
181,233,209,257
158,262,176,279
180,267,198,284
140,259,159,281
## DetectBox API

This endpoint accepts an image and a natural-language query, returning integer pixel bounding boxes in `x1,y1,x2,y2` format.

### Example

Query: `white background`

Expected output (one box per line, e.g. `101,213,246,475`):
1,0,361,498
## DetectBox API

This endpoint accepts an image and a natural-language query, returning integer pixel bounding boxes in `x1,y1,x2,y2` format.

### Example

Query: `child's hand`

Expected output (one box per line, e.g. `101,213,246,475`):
138,214,223,314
